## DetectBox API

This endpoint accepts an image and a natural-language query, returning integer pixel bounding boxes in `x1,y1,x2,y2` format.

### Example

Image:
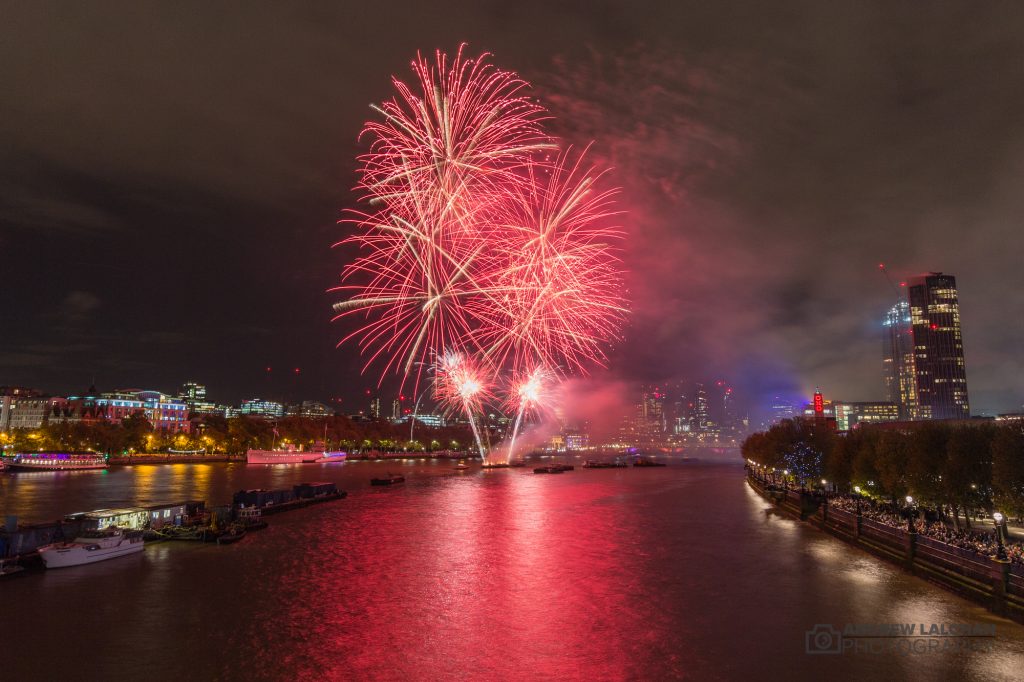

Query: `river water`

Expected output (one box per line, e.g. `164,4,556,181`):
3,456,1023,680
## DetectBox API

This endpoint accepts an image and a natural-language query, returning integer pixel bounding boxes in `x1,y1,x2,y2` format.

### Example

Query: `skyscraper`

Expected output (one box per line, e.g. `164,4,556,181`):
906,273,969,419
883,273,969,420
882,301,918,418
694,383,710,431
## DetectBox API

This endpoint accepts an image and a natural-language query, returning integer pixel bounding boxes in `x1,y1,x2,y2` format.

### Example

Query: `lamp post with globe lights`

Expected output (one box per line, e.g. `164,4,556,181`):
993,512,1008,561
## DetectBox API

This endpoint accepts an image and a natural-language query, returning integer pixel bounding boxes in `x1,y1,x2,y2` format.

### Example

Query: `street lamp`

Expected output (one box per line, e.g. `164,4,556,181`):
905,496,915,534
993,512,1008,560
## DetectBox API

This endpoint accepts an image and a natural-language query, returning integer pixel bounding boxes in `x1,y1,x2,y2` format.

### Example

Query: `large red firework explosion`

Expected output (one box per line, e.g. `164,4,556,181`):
331,45,627,460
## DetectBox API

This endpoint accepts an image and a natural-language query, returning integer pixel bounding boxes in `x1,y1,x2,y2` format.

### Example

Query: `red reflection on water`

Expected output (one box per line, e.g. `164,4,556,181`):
232,471,649,679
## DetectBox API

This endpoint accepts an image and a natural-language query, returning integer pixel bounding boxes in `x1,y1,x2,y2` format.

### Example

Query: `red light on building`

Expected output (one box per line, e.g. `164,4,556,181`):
265,366,272,373
293,367,301,375
813,392,824,414
930,323,938,330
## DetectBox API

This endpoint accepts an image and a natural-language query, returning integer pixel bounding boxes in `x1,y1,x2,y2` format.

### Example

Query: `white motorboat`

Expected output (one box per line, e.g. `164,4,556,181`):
39,528,145,568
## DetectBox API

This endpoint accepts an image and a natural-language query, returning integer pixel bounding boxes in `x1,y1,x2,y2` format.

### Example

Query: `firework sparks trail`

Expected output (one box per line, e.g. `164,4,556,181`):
332,46,629,459
433,351,492,460
505,365,552,463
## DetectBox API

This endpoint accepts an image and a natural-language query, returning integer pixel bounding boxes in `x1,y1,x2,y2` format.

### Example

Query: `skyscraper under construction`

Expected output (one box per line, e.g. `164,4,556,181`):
883,272,969,420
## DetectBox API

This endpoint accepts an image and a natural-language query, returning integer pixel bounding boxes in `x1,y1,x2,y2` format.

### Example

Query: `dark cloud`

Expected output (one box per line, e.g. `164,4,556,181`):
2,2,1022,417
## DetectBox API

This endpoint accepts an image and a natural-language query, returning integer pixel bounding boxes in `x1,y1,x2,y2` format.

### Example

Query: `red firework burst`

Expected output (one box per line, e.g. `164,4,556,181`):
332,46,627,400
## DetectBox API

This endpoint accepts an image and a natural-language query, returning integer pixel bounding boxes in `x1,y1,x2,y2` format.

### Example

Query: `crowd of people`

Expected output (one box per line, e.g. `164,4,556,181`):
825,494,1024,567
750,471,1024,568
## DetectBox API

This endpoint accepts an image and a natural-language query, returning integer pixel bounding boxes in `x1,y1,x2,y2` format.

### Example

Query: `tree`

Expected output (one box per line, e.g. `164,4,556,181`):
906,423,947,508
943,425,994,527
992,424,1024,520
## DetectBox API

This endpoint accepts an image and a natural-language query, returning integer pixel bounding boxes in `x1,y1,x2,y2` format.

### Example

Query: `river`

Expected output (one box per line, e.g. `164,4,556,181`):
3,456,1023,680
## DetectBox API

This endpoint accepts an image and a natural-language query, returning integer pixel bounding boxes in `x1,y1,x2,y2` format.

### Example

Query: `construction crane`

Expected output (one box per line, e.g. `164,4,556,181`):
877,263,903,300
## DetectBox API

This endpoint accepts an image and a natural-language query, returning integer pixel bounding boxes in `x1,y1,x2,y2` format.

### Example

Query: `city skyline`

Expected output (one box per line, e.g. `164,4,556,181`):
4,4,1023,418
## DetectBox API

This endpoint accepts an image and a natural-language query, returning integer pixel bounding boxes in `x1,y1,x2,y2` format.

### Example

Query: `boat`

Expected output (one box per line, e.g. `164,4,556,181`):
246,444,320,464
533,466,565,474
453,464,470,471
633,457,667,468
0,558,26,579
38,528,145,568
8,453,107,471
216,527,247,545
582,460,627,469
371,473,405,486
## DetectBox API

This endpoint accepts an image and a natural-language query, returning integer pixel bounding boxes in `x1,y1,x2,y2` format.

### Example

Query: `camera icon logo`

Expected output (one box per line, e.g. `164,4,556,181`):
805,624,843,654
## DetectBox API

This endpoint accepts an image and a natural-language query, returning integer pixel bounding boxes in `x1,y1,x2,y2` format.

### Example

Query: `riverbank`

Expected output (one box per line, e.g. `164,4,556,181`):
747,471,1024,624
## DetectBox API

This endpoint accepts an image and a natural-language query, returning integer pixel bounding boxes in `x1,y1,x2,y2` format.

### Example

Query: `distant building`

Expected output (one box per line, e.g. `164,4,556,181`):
834,402,900,432
180,382,219,416
298,401,334,418
693,384,710,431
181,382,206,403
103,390,190,432
396,413,445,428
564,431,589,450
3,395,65,430
369,396,381,419
239,398,284,419
769,397,796,424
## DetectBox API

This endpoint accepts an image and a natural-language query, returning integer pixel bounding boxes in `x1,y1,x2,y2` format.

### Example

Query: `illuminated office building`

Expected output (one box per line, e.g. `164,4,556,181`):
883,301,918,418
906,273,970,420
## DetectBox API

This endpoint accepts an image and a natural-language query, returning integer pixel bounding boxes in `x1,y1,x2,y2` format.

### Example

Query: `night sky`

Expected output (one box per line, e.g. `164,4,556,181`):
3,2,1023,418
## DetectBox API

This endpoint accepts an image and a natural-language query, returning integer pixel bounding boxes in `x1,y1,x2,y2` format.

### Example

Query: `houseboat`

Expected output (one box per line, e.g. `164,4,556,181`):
8,453,107,471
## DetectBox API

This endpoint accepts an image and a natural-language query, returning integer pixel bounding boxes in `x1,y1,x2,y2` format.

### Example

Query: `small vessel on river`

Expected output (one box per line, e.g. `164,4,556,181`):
371,473,405,486
582,460,627,469
38,528,144,568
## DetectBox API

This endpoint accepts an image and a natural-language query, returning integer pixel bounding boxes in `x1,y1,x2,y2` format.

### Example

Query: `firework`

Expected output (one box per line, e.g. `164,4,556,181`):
331,46,556,388
471,147,627,377
333,46,628,459
504,365,553,463
433,351,492,459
